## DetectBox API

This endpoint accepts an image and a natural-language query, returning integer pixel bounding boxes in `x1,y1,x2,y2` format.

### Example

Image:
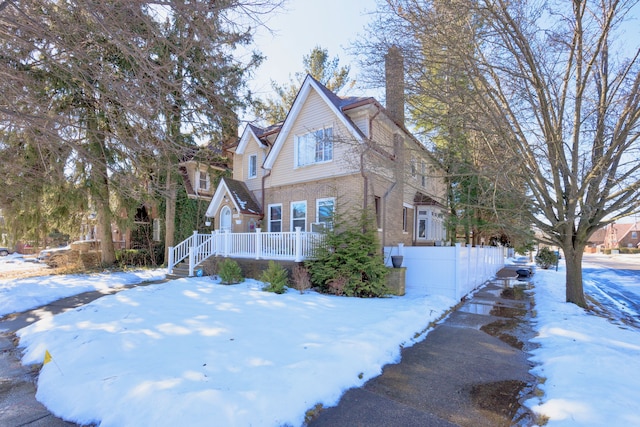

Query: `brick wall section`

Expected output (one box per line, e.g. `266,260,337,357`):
264,174,365,231
202,256,303,282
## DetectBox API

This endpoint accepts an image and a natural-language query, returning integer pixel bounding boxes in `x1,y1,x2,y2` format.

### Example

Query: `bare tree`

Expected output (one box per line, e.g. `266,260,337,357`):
364,0,640,307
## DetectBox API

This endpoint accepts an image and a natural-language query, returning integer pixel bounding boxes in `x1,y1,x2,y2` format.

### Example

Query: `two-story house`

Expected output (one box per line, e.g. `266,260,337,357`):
203,52,446,250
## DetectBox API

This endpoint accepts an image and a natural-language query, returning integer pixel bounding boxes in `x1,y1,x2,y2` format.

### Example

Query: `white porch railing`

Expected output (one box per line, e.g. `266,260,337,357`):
168,228,323,277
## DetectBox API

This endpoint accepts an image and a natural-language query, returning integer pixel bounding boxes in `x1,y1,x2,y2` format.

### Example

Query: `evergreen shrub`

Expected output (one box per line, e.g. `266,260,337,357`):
305,210,388,297
218,258,243,284
261,261,288,294
535,247,558,269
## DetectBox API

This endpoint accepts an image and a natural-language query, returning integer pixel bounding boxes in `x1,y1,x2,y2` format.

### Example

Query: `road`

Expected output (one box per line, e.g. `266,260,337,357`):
582,253,640,329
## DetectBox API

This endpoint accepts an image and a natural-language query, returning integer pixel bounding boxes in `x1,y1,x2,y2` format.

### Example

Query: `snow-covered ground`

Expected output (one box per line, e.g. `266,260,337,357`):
525,255,640,426
0,253,48,278
2,253,640,426
0,253,166,317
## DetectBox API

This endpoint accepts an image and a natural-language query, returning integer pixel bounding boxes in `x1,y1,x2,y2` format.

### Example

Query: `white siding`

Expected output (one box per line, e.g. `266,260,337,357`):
268,91,360,188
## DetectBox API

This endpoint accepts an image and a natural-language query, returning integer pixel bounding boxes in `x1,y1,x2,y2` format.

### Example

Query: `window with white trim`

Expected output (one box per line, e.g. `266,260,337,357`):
295,127,333,167
291,201,307,231
417,207,445,241
268,204,282,232
316,198,335,229
197,170,210,191
248,154,257,178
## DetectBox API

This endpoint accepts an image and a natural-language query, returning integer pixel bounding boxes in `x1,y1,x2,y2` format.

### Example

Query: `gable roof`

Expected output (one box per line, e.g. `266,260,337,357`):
234,124,271,155
205,177,261,218
263,75,370,170
611,222,640,240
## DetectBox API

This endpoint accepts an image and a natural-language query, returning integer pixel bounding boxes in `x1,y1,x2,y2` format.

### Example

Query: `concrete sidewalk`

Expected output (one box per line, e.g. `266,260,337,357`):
308,273,538,427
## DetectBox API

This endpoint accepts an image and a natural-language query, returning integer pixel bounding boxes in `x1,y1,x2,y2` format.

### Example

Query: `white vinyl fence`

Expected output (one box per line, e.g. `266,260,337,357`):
384,243,505,301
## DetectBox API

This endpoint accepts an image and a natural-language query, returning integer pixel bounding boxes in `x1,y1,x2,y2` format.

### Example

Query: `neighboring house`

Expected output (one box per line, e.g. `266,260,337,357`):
203,54,447,249
585,227,607,253
603,222,640,249
179,145,230,201
78,204,162,250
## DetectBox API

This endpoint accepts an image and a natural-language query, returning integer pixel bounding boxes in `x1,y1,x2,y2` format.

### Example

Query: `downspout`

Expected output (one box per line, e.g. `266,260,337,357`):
261,167,272,224
382,181,397,253
362,107,382,211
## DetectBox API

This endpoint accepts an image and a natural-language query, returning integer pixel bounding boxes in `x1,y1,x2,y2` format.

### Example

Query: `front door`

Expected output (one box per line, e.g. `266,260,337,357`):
220,206,232,232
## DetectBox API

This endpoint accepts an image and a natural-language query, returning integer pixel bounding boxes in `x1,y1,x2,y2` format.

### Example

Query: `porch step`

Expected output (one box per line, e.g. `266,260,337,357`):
167,261,191,280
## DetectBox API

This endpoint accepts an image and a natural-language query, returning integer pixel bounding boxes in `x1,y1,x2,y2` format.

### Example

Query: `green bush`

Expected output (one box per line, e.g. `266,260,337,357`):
217,258,243,284
261,261,289,294
116,249,152,267
305,210,389,297
535,247,558,269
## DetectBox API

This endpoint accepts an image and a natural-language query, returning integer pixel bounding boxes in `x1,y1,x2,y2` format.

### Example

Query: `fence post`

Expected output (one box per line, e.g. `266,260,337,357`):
454,243,461,300
167,246,174,274
189,246,195,277
255,228,262,260
223,230,230,257
294,227,302,262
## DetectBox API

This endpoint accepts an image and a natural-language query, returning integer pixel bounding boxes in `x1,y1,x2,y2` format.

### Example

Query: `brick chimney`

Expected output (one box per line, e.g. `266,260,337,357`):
385,45,405,126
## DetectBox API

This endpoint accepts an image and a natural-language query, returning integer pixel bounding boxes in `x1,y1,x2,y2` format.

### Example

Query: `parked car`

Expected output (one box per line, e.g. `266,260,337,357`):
38,246,71,263
0,247,11,256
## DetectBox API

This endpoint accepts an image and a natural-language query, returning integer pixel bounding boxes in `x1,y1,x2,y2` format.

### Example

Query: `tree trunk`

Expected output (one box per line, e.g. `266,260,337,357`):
562,243,587,308
96,195,116,265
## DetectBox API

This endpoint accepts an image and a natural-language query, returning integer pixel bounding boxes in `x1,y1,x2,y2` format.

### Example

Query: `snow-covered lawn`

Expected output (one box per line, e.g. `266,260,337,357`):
16,277,454,426
2,254,640,426
0,254,166,317
0,253,48,279
525,257,640,426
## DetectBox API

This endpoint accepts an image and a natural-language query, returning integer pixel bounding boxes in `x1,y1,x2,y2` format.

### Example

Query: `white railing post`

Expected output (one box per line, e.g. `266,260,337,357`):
255,228,262,259
454,243,462,301
189,246,195,277
168,246,174,274
294,227,302,262
224,230,230,257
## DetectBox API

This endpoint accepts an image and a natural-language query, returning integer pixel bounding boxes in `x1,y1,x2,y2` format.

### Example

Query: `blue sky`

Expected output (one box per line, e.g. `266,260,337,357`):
248,0,378,99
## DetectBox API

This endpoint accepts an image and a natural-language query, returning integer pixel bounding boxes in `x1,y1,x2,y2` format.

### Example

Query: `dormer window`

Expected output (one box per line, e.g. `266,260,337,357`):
197,170,210,191
295,127,333,167
248,154,257,178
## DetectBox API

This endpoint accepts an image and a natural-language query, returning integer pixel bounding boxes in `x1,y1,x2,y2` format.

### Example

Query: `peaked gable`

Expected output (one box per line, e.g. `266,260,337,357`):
205,177,261,218
263,75,367,170
234,124,269,155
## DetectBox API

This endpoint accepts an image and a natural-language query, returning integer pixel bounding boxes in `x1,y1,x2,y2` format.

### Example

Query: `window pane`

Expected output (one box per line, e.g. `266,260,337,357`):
292,203,306,219
249,155,257,177
292,202,306,231
270,205,281,220
318,199,334,223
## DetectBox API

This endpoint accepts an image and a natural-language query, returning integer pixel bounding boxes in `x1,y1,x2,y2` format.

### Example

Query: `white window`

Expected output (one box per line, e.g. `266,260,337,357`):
248,154,257,178
421,161,426,187
295,127,333,167
632,231,638,239
417,208,445,241
316,198,335,229
268,204,282,232
197,170,210,191
291,201,307,231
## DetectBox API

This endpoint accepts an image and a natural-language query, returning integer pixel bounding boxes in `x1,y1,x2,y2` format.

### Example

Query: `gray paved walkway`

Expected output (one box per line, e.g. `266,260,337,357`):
309,275,537,427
